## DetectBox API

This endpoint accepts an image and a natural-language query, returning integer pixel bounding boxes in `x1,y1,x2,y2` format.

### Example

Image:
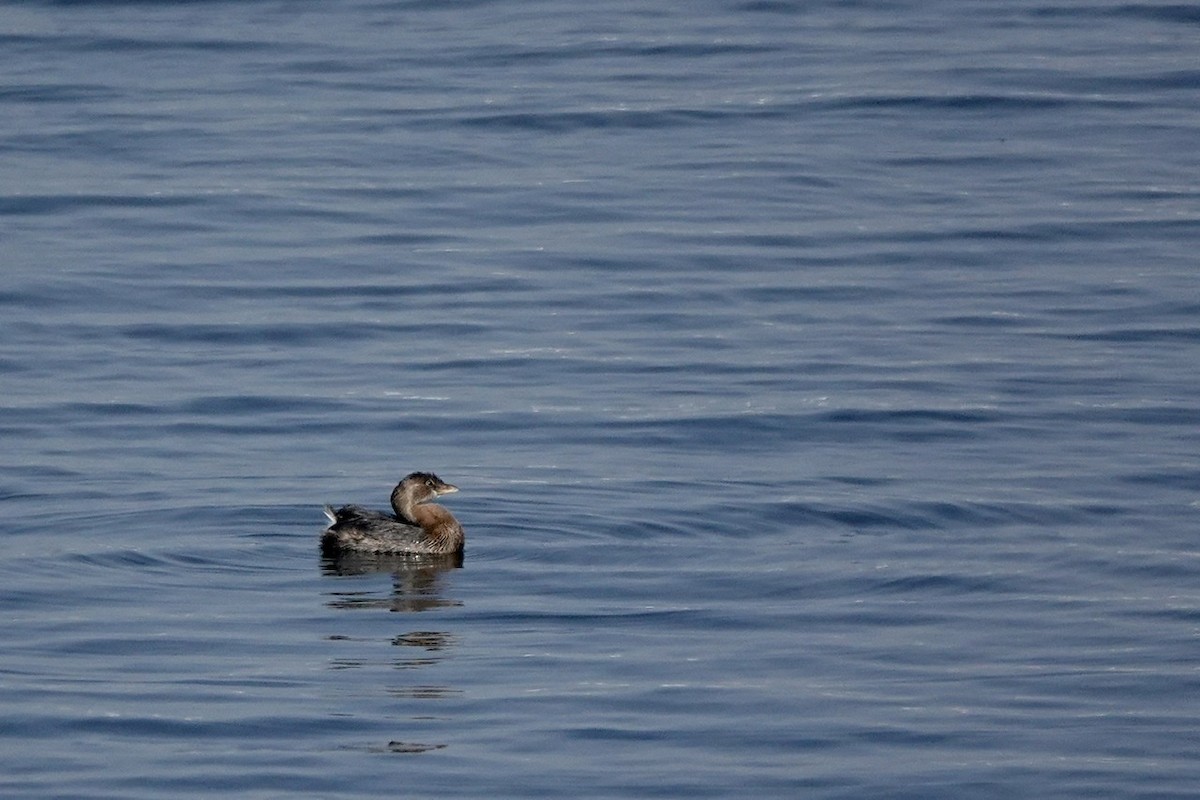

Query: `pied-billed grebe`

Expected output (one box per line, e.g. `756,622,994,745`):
321,472,464,556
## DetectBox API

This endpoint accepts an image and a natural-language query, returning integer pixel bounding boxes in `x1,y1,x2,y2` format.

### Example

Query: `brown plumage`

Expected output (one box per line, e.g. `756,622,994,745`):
321,472,464,556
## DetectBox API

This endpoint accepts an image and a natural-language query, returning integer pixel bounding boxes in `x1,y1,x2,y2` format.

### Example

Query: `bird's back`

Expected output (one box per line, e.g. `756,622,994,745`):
321,504,456,556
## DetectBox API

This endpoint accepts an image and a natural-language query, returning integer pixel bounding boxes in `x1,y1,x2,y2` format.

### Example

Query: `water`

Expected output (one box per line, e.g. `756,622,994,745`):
2,1,1199,797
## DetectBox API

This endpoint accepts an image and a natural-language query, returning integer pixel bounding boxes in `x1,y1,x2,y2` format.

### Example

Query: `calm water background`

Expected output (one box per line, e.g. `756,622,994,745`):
2,1,1199,797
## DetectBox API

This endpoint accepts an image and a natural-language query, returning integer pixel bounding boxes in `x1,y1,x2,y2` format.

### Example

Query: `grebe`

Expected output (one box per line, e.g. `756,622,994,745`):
321,472,464,556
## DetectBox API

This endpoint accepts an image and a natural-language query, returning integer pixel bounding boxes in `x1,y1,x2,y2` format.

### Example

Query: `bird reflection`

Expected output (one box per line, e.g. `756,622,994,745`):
388,631,460,670
321,551,462,613
393,630,457,650
320,550,463,754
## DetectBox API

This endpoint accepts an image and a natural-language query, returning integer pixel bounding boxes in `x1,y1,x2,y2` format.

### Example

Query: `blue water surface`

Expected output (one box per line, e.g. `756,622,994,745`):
2,1,1199,798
